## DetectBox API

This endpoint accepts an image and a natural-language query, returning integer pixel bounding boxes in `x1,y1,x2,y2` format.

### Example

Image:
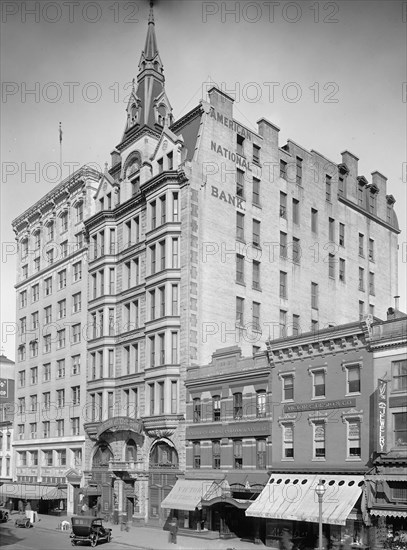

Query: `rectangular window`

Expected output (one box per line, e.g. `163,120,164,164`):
326,175,332,201
43,364,51,382
44,305,52,324
72,355,80,375
193,442,201,469
257,438,267,469
253,301,260,331
20,290,27,308
150,244,156,274
359,268,365,291
252,177,260,205
292,237,300,264
46,249,54,265
236,169,244,198
236,297,244,326
280,309,287,337
71,417,80,436
131,176,140,197
149,336,155,368
236,212,245,241
213,395,221,421
280,271,287,299
329,218,335,241
328,254,335,278
237,134,244,156
253,144,260,164
31,311,39,329
346,365,361,394
394,412,407,447
369,272,375,295
159,240,166,271
30,367,38,385
233,392,243,419
57,359,65,378
32,284,39,302
150,290,156,320
171,238,179,268
61,240,68,258
172,192,179,222
283,424,294,458
72,292,81,313
369,193,376,214
280,191,287,218
359,300,364,320
158,382,164,414
296,156,302,185
280,232,287,258
30,423,37,439
58,269,67,290
233,440,243,469
171,381,177,414
292,314,300,337
213,440,221,469
313,370,326,398
56,419,64,437
45,277,53,295
71,386,80,405
57,329,66,349
193,398,201,422
339,223,345,246
392,360,407,392
43,422,50,439
30,394,37,412
339,258,346,282
171,331,178,363
151,200,156,229
57,389,65,408
159,333,165,365
236,254,245,284
311,208,318,234
280,159,287,179
256,391,266,418
347,419,361,458
159,286,165,317
368,239,374,261
359,233,364,257
18,370,25,388
47,222,54,241
160,195,167,225
283,375,294,401
171,284,179,316
253,260,260,290
167,152,173,170
313,421,326,459
338,175,345,196
252,219,260,247
292,199,299,224
61,212,68,232
72,323,81,344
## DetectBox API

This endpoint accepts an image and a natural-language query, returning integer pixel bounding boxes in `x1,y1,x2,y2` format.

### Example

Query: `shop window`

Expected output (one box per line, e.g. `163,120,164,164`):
389,482,407,501
394,412,407,447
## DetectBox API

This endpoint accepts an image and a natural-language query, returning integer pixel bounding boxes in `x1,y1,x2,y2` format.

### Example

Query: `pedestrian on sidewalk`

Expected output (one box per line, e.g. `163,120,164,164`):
18,500,24,514
169,516,178,544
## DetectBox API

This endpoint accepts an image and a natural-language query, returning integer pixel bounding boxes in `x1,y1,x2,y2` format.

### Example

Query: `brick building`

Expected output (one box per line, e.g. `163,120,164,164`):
11,167,101,514
10,3,402,526
0,352,15,484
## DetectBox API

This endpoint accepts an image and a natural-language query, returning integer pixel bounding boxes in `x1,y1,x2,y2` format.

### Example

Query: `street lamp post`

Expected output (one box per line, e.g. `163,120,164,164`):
315,479,326,550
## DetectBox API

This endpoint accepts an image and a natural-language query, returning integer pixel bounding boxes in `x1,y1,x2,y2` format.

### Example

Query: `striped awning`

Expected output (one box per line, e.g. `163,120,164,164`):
370,509,407,518
246,474,364,526
161,479,224,511
0,483,64,500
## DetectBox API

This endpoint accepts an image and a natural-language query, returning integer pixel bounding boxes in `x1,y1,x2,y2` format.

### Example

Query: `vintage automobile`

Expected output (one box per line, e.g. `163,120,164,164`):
70,516,112,547
0,509,10,523
14,515,32,528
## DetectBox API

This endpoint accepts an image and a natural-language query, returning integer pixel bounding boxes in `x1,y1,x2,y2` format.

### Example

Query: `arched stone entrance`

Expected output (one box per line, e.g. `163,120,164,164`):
148,439,179,524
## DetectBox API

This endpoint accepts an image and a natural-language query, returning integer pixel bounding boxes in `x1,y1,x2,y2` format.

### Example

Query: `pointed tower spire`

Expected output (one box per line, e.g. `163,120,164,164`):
120,2,173,140
144,1,158,60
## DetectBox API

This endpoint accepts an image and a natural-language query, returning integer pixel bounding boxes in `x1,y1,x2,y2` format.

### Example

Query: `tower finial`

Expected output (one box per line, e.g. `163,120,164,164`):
149,1,154,24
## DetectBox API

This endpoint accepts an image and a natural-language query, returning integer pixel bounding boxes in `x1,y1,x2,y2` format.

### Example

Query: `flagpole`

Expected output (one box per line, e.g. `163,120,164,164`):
59,122,63,181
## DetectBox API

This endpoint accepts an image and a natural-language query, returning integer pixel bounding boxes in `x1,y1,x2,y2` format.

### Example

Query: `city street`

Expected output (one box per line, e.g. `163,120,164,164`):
0,523,133,550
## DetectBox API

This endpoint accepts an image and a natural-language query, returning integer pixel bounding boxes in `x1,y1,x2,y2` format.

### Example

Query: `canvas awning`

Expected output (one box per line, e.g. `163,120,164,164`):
370,509,407,518
161,479,225,511
246,474,364,526
0,483,65,500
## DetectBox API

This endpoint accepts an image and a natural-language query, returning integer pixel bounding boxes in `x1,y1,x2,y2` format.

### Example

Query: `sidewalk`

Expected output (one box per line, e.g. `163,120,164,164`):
26,513,266,550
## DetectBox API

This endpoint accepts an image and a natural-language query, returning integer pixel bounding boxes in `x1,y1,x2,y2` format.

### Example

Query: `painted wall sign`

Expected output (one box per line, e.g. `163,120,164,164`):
209,108,254,141
283,398,356,413
0,378,8,398
96,416,143,438
211,185,246,211
210,141,252,171
377,379,387,453
186,419,270,440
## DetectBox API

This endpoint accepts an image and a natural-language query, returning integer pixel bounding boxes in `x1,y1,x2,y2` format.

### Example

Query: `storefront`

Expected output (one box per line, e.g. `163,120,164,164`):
0,483,67,516
246,474,368,549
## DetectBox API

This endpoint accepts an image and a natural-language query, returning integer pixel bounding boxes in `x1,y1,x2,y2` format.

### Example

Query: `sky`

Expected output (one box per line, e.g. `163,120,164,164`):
1,0,406,360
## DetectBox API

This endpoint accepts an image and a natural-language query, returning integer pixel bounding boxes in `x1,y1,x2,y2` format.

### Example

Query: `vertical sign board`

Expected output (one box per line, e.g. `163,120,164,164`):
0,379,8,399
377,379,387,453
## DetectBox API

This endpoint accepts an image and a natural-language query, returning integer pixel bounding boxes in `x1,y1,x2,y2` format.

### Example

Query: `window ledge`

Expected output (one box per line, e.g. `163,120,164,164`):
312,396,326,401
345,392,361,398
236,281,246,287
312,458,326,462
281,458,295,462
346,457,362,462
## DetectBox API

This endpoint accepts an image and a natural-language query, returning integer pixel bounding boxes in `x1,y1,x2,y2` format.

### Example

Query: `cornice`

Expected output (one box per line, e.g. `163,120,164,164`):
116,125,161,153
186,367,271,388
338,195,400,234
171,104,204,133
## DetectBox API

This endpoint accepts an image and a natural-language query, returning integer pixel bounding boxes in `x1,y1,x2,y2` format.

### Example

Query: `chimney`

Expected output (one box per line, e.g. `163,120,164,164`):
207,86,234,120
341,151,359,180
257,118,279,149
371,171,387,195
111,149,121,168
394,296,400,310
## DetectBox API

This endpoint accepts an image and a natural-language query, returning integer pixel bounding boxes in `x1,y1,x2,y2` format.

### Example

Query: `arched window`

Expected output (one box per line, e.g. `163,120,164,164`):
157,105,167,126
126,439,137,462
92,444,113,468
131,104,138,123
125,152,141,179
149,441,178,468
